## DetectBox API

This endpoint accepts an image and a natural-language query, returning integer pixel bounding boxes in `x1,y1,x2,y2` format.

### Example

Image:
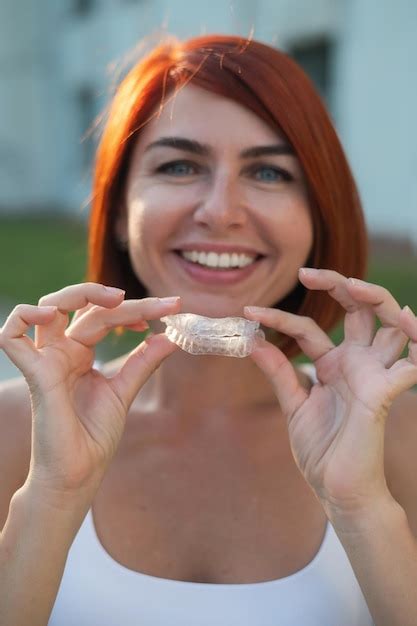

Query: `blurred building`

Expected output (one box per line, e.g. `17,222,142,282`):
0,0,416,245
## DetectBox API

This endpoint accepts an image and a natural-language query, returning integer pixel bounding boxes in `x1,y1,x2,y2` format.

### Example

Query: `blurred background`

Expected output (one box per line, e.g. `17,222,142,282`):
0,0,416,379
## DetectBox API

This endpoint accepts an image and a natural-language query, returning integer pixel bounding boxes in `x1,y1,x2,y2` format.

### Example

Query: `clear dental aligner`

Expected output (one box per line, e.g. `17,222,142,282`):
161,313,264,358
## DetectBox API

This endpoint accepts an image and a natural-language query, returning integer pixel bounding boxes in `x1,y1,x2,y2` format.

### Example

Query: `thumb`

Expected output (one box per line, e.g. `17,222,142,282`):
250,337,308,418
108,333,179,410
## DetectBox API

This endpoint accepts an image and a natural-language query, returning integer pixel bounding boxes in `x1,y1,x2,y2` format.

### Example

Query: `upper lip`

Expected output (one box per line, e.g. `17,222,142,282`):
174,243,266,256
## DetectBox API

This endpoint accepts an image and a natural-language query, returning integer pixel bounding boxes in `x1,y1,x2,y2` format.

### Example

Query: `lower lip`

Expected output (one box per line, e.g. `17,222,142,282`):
173,253,263,285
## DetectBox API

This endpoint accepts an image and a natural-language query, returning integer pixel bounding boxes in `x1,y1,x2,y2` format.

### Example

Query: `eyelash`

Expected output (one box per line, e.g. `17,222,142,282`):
155,160,293,183
156,160,198,176
250,164,293,183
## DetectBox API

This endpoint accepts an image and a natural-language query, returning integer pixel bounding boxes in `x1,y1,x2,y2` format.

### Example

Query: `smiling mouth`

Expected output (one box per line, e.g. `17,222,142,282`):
173,249,265,271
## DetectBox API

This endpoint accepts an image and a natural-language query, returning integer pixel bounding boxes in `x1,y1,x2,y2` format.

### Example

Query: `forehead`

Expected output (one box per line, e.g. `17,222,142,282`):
136,84,286,152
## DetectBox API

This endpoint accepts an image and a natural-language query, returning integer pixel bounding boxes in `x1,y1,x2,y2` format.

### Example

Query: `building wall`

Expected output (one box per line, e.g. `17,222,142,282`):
334,0,417,239
0,0,416,243
0,0,47,207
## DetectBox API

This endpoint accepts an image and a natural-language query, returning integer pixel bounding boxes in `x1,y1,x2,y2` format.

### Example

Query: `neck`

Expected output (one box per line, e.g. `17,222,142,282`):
136,338,312,423
139,347,279,416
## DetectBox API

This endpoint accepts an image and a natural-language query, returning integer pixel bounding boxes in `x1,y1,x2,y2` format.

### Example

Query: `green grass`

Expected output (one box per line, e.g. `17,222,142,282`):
0,215,88,304
327,259,417,347
1,215,417,364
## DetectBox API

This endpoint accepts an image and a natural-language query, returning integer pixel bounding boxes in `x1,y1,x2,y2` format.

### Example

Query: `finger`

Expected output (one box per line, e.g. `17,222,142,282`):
69,284,125,323
36,283,125,346
244,306,334,362
71,302,98,324
387,307,417,393
67,297,181,347
249,336,308,418
107,333,180,411
346,278,408,365
70,302,148,332
38,282,125,309
299,268,375,346
371,326,409,368
345,278,403,326
343,308,376,347
401,306,417,343
72,309,150,338
0,304,58,373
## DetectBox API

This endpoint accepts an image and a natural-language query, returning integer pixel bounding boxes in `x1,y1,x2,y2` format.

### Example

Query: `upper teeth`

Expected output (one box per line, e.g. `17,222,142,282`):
181,250,256,268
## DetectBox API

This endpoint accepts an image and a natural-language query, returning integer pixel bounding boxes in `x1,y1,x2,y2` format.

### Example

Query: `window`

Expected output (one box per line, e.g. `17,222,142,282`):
72,0,95,16
289,36,334,105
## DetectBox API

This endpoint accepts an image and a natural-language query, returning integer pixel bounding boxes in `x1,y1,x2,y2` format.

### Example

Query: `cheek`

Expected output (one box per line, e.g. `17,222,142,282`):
283,212,314,253
258,194,313,253
130,185,199,234
127,188,173,236
125,190,183,275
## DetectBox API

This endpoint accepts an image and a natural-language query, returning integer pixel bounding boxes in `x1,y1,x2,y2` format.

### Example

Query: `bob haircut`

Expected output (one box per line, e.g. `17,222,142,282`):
88,34,368,359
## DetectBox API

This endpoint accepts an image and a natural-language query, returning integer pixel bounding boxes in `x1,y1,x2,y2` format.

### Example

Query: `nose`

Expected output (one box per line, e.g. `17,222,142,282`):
193,171,247,231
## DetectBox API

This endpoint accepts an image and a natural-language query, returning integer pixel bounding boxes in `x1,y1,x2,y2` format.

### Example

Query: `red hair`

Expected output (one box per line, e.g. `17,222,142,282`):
87,34,368,359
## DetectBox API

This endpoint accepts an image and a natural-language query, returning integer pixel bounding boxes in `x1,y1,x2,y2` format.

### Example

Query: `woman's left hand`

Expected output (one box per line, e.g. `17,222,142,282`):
244,268,417,522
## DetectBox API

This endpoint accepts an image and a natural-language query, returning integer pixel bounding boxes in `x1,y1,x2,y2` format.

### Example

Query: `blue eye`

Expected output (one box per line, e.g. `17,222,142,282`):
252,165,293,183
157,160,197,176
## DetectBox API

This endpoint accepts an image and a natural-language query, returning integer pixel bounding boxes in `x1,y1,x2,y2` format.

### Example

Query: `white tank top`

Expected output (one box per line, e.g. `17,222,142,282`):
48,363,375,626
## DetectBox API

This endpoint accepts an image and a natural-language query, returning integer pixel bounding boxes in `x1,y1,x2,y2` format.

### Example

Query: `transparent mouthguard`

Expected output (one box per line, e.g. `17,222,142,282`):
161,314,264,358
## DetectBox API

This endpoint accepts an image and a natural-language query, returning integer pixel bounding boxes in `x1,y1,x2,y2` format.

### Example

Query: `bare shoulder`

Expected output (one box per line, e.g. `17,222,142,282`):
0,375,32,529
385,388,417,536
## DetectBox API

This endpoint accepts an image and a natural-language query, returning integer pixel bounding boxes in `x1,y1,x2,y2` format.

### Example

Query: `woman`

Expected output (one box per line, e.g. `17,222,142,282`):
0,34,416,626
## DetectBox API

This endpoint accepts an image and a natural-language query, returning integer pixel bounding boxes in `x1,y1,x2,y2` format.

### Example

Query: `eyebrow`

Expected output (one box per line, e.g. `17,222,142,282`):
144,136,295,158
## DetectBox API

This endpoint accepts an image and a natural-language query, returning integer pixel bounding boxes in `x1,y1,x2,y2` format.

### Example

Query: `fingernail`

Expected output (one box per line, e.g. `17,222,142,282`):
403,305,415,317
244,306,264,313
348,277,369,287
104,286,125,296
159,296,180,304
299,267,315,275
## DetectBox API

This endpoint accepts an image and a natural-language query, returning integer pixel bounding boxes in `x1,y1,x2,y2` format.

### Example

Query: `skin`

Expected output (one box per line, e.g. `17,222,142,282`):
116,84,314,424
245,277,417,520
0,85,318,520
0,85,415,508
1,83,416,598
113,84,417,522
119,85,313,318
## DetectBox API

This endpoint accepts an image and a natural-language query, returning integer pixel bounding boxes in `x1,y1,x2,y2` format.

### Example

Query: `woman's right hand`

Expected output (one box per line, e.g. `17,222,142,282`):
0,283,181,499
